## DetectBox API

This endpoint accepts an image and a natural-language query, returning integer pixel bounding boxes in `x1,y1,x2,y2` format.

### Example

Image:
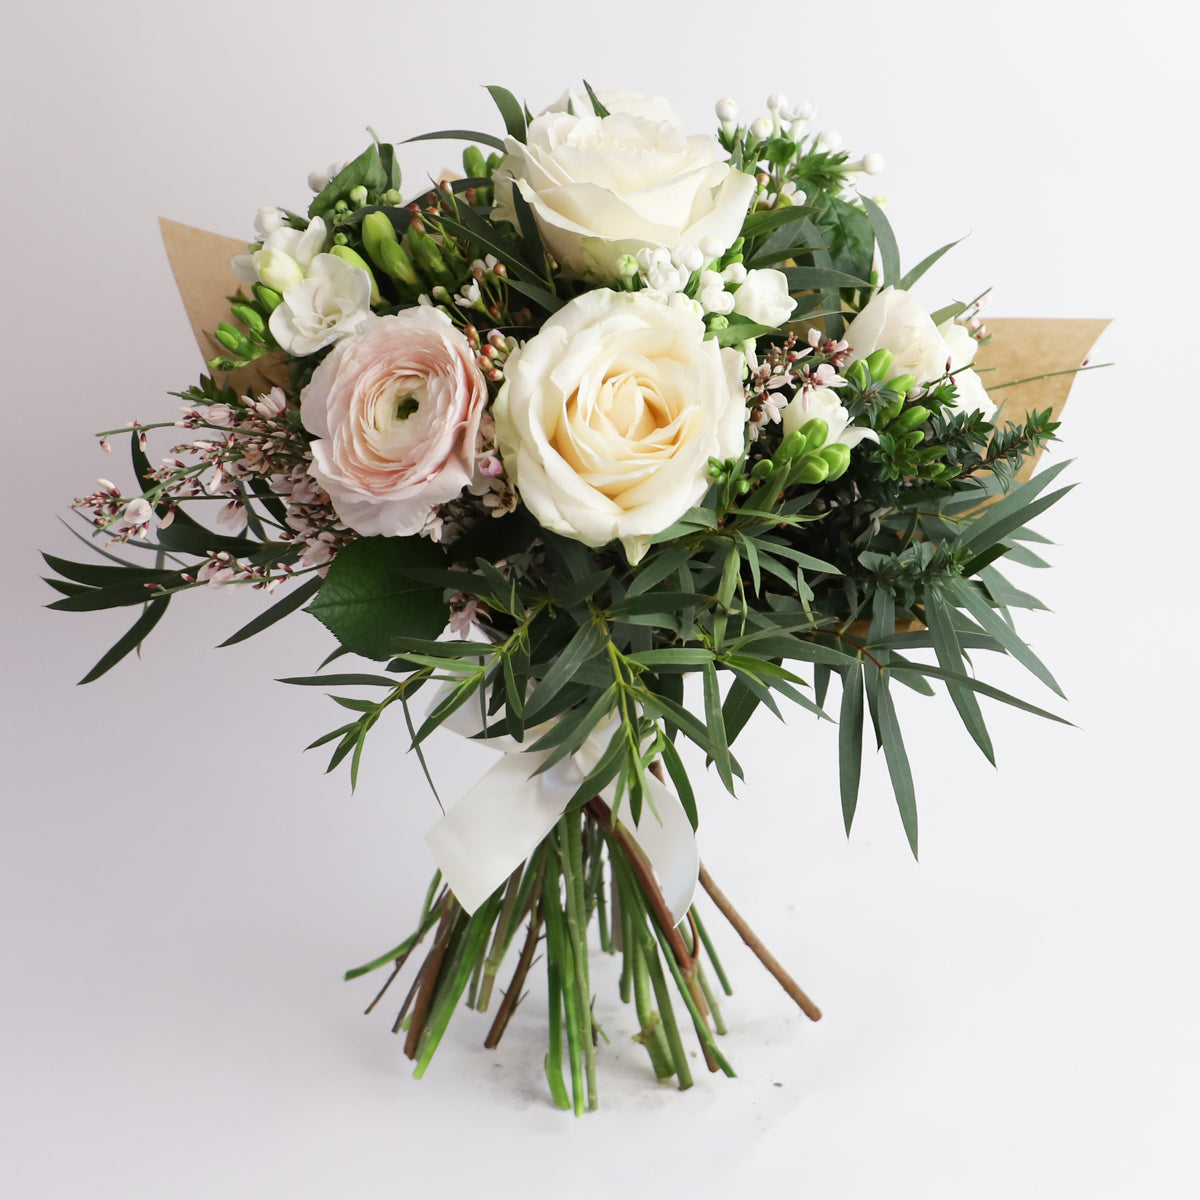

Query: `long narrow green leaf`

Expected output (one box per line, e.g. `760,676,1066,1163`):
403,128,506,152
77,597,170,684
897,236,965,291
838,664,864,833
870,676,918,856
702,661,735,793
945,576,1064,697
923,586,995,763
523,621,609,725
485,85,527,141
219,575,322,646
860,195,900,287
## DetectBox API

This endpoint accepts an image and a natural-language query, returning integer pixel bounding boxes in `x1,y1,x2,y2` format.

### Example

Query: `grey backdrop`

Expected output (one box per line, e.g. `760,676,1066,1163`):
4,2,1195,1196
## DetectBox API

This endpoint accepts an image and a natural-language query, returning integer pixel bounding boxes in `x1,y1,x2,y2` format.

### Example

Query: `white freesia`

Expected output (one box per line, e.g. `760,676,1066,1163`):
269,253,372,356
844,286,996,418
232,216,328,292
732,268,797,327
781,387,877,450
494,289,745,564
494,97,756,282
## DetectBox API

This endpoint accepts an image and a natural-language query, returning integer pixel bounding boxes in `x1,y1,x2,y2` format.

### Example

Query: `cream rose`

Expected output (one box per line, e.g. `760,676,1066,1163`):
299,308,488,537
493,290,745,563
493,98,756,282
844,287,996,418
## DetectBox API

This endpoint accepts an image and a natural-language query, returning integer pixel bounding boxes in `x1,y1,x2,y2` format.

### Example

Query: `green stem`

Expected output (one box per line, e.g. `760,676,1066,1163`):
544,957,571,1109
476,864,524,1013
560,813,597,1111
692,907,733,996
612,853,692,1090
413,894,501,1079
542,850,585,1116
628,901,674,1081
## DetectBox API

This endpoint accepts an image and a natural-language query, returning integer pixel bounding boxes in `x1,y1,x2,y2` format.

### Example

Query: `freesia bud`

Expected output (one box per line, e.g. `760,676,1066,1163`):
864,348,894,381
798,418,829,448
818,444,851,480
894,406,931,432
887,373,916,398
793,455,830,485
778,430,807,460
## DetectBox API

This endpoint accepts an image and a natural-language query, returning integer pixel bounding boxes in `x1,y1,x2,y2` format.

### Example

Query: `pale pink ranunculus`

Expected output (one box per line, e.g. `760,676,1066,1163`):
299,309,488,537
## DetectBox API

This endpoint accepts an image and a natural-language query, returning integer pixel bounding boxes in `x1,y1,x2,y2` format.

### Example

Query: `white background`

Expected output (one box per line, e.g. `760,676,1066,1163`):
3,2,1196,1196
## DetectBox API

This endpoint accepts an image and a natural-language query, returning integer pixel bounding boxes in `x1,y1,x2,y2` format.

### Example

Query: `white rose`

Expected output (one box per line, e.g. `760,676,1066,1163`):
494,290,746,563
494,100,756,282
268,253,372,356
844,287,996,419
781,387,877,450
732,268,797,328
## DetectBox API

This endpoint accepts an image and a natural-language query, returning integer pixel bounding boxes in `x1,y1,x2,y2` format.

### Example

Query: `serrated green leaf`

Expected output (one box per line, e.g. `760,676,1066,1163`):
307,536,448,661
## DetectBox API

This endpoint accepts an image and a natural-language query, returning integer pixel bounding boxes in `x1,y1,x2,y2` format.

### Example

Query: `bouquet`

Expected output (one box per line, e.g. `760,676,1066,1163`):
46,84,1106,1114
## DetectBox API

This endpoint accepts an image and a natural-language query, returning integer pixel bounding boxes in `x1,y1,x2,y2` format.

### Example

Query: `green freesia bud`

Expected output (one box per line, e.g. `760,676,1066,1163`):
213,326,241,353
329,245,381,305
818,443,851,480
252,283,283,312
798,418,829,448
900,429,925,448
880,398,904,423
362,211,399,258
362,212,417,285
894,405,930,432
406,223,454,288
887,373,916,398
229,303,265,335
462,145,487,180
793,454,830,485
864,348,894,381
348,185,368,208
750,457,775,480
778,430,807,460
845,359,870,388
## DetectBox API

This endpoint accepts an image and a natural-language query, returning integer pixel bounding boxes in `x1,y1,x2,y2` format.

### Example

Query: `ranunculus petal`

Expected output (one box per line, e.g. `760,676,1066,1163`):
299,309,488,537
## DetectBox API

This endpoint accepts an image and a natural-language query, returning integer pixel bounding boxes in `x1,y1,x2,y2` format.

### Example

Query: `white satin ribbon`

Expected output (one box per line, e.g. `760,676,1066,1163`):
424,702,698,924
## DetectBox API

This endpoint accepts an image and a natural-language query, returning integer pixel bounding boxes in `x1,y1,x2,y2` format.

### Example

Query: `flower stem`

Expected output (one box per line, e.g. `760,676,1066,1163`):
560,812,598,1111
698,863,821,1022
475,864,524,1013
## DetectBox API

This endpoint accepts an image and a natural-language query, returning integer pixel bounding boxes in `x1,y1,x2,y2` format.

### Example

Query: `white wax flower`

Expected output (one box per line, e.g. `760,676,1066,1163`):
732,268,797,328
493,96,756,283
494,289,746,564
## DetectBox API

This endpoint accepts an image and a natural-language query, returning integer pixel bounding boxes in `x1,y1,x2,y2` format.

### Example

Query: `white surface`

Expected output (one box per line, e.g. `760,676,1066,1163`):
3,2,1196,1196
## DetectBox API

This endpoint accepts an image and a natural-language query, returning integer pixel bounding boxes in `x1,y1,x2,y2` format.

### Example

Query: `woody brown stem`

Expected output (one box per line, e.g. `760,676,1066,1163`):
483,899,545,1050
698,863,822,1022
403,896,459,1058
